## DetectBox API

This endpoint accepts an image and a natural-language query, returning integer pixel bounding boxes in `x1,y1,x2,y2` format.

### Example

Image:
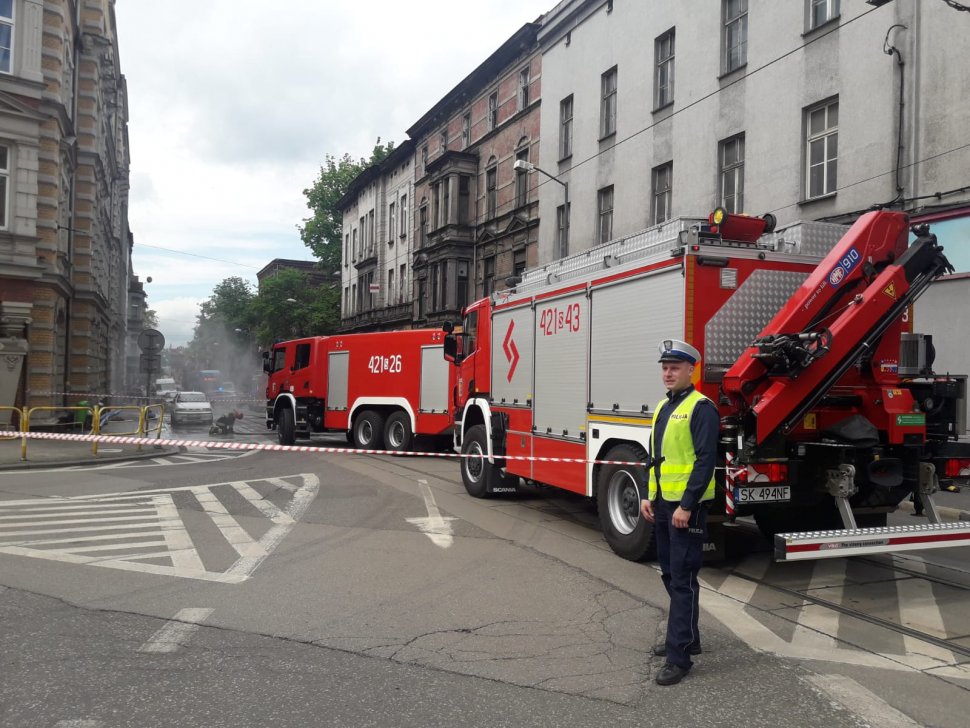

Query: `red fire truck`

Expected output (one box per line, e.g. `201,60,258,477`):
265,330,453,450
444,209,970,562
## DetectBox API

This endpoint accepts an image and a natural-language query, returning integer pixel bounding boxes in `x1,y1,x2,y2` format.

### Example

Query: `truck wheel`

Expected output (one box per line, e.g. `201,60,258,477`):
461,424,492,498
460,424,519,498
597,444,656,562
353,410,385,449
384,411,413,452
277,408,295,446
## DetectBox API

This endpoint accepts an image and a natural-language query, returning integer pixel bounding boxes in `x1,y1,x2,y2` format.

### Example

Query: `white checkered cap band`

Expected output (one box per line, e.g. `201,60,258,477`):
658,339,700,364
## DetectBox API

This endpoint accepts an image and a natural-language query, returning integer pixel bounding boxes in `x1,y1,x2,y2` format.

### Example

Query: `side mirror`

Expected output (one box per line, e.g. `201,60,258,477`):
442,321,454,334
443,334,464,364
262,353,273,373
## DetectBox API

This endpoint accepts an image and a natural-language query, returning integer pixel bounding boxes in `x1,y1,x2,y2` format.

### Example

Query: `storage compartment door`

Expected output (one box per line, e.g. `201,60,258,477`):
589,269,685,415
533,292,589,438
420,345,448,413
327,351,349,410
491,305,535,406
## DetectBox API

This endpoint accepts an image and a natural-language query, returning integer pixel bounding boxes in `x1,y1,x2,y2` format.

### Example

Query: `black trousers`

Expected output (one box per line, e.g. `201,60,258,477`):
654,498,707,669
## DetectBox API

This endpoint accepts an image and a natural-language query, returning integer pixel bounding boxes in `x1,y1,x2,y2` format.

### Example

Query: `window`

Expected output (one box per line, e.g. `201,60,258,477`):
344,233,349,267
518,66,530,110
652,163,673,224
463,310,478,354
556,203,570,259
441,262,448,311
431,264,439,311
488,92,498,130
421,145,428,174
0,1,12,75
440,129,448,153
655,30,675,109
399,264,407,304
462,113,471,148
600,67,617,138
723,0,747,74
352,228,358,261
806,99,838,198
718,134,745,214
388,202,396,241
485,165,497,219
597,186,614,244
457,260,469,308
368,210,375,255
400,194,407,237
359,215,366,253
294,344,311,370
272,348,287,373
809,0,839,30
515,148,529,208
513,248,527,277
388,269,394,303
458,175,471,224
483,256,495,296
418,279,426,318
559,95,573,160
419,202,428,247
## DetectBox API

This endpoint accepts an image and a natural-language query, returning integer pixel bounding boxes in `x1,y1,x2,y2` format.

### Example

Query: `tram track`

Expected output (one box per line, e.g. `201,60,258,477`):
718,551,970,662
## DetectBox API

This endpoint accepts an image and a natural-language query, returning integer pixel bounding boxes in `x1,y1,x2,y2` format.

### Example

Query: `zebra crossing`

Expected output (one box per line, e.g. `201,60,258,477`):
0,474,319,583
700,552,970,683
48,447,256,471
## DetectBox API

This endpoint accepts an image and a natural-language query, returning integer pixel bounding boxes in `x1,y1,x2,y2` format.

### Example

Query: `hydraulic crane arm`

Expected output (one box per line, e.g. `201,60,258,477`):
722,211,953,445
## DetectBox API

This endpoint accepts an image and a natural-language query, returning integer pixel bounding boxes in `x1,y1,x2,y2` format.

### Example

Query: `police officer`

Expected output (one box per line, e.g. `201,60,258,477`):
640,339,718,686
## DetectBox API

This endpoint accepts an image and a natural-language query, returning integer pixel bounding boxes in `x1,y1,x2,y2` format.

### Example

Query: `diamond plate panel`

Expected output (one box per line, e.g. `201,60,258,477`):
704,270,808,381
764,220,850,258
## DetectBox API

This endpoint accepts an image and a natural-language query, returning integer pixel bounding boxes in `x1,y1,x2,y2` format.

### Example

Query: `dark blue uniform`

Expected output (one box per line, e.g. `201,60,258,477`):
652,385,719,670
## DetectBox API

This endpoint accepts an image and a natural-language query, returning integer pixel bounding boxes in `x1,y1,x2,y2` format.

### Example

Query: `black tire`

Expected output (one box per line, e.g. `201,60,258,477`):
384,411,413,453
597,444,656,562
353,410,385,449
460,424,520,499
277,407,295,446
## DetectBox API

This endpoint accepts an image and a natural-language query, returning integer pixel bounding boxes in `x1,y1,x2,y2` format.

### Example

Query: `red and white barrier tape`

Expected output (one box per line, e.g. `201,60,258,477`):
16,430,653,467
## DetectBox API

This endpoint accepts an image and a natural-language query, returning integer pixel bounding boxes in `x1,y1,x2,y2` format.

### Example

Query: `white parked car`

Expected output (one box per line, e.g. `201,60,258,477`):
170,391,213,428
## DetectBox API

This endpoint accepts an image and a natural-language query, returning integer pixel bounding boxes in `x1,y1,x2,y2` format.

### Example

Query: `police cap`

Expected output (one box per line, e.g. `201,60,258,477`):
658,339,700,365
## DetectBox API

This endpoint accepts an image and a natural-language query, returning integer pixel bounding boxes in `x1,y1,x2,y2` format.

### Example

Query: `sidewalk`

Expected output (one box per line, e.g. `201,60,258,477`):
0,416,180,471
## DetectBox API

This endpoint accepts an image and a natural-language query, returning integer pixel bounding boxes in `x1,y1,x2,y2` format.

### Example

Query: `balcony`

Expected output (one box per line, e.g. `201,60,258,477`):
340,302,414,333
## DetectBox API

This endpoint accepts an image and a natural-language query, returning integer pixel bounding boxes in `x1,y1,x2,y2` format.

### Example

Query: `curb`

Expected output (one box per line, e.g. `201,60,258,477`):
0,446,181,471
896,498,970,522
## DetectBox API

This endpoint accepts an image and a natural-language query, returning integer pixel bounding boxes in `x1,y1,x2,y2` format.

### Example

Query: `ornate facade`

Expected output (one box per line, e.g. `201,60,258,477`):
0,0,131,417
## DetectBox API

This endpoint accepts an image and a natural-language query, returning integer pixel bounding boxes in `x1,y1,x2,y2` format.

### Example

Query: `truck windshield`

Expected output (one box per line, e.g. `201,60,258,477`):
272,349,286,373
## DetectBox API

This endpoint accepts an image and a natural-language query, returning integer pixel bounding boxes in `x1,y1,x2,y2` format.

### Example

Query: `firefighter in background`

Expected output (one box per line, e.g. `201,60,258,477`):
640,339,719,686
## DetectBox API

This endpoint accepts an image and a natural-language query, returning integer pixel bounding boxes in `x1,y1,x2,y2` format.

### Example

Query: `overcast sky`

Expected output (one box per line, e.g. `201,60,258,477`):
116,0,553,346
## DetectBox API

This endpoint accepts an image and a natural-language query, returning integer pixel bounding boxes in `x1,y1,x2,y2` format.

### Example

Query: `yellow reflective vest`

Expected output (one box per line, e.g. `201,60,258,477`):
647,389,716,503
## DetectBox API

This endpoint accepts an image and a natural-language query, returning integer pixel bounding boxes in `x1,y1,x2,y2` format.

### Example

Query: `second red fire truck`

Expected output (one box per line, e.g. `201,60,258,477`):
265,329,453,450
444,209,970,562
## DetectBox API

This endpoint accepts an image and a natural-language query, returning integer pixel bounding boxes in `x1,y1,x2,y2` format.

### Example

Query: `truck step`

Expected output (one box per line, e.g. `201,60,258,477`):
774,521,970,561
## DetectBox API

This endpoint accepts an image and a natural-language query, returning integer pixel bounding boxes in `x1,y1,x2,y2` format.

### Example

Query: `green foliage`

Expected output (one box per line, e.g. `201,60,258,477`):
251,268,339,344
144,309,159,328
299,138,396,269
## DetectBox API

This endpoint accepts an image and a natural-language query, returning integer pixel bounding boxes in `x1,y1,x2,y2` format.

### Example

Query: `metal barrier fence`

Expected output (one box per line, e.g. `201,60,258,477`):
1,403,167,460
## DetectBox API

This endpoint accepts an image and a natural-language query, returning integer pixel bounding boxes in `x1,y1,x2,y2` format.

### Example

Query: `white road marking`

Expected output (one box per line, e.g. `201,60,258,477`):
802,674,921,728
54,720,105,727
893,554,956,667
224,474,319,578
137,608,214,654
405,479,456,548
790,558,845,650
20,448,255,473
0,474,319,583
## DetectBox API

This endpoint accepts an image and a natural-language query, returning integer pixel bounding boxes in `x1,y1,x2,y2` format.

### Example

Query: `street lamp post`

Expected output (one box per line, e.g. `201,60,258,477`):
513,159,569,258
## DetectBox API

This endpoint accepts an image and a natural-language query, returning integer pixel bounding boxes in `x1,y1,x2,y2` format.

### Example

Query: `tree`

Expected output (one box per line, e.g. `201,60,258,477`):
251,268,339,345
144,309,159,328
300,139,396,269
185,277,257,385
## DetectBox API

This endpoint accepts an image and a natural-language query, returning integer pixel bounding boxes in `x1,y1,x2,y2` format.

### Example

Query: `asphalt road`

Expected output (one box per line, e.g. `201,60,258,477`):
1,434,968,726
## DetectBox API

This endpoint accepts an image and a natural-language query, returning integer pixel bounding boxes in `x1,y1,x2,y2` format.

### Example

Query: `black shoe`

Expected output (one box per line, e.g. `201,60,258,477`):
653,642,701,657
655,663,690,686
